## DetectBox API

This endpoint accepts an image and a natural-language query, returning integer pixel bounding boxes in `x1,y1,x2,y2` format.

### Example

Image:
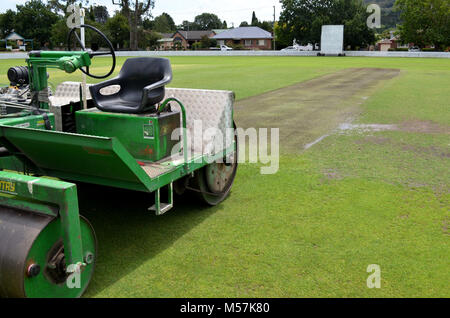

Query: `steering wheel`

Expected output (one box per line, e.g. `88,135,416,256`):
67,24,116,79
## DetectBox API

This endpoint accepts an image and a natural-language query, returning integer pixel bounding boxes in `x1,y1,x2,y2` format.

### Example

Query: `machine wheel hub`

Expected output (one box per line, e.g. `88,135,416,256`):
205,155,236,194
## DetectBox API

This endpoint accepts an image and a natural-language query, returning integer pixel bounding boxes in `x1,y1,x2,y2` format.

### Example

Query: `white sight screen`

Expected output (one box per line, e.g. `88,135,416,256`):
321,25,344,54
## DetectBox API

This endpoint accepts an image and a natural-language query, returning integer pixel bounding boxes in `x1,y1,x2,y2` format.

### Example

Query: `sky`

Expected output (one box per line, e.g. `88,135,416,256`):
0,0,282,27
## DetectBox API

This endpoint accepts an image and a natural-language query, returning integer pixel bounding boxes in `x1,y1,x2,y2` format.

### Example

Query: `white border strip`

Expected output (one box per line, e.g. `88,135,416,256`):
1,50,448,59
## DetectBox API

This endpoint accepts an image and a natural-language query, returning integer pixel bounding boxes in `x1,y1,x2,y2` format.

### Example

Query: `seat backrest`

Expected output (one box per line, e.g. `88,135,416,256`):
89,57,172,114
117,57,171,105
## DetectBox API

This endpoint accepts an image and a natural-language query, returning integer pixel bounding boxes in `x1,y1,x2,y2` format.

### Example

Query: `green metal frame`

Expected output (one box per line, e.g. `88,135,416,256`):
0,106,236,194
0,170,85,269
158,97,189,172
27,51,91,109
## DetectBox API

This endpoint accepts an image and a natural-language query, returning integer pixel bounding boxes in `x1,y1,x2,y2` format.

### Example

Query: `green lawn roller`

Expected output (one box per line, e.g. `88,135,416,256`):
0,25,237,298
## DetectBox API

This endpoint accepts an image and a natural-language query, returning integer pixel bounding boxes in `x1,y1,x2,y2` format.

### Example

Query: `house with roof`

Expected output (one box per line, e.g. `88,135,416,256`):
171,30,216,50
377,36,410,51
1,32,33,51
378,38,393,51
212,26,273,50
157,33,175,50
377,30,411,51
212,29,228,35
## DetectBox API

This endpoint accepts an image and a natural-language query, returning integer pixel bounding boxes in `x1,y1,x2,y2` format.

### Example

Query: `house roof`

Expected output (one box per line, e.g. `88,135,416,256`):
212,29,228,34
378,39,392,44
158,38,174,43
5,32,24,41
213,27,273,40
160,33,175,39
174,30,212,41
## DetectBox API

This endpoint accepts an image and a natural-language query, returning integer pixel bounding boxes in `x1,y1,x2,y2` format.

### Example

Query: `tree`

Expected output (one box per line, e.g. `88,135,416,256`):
49,5,109,48
15,0,59,48
138,30,161,50
278,0,375,49
177,20,192,31
395,0,450,49
47,0,106,48
251,11,259,26
105,12,130,49
50,18,69,48
363,0,400,30
143,18,154,30
259,21,274,33
240,21,249,27
200,35,217,48
194,13,223,30
153,12,176,33
90,5,109,24
48,0,89,14
0,10,17,38
222,20,228,29
113,0,155,50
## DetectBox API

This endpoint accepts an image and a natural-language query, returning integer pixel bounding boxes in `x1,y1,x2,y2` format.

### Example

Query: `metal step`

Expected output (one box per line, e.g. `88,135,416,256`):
148,182,173,215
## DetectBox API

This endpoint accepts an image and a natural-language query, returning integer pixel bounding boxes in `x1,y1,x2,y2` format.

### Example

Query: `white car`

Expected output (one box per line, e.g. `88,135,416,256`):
221,45,233,51
281,46,298,52
408,46,420,52
281,43,314,52
299,43,314,51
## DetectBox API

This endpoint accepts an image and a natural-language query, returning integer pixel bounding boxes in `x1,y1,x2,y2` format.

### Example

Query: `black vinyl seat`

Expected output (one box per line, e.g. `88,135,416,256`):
89,57,172,114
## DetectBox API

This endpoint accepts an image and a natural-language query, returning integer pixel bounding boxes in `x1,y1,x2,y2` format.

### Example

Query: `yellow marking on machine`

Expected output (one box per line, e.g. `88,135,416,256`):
0,180,16,194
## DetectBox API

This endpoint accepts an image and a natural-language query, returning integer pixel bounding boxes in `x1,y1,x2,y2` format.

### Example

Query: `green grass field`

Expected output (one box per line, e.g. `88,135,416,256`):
0,56,448,297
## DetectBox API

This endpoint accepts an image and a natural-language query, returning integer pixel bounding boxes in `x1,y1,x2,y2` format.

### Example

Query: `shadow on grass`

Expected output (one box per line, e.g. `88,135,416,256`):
76,183,221,297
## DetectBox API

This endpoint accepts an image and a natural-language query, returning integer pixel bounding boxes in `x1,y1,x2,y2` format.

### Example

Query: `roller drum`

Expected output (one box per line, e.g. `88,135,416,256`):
0,206,53,298
0,207,97,298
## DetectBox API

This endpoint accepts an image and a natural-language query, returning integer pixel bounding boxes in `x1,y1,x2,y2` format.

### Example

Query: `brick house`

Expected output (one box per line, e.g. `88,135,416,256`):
212,27,273,50
172,30,216,50
378,39,393,51
157,33,175,50
377,30,411,51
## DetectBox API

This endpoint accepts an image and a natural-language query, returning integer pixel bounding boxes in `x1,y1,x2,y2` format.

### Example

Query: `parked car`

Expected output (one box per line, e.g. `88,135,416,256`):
281,46,297,52
221,45,233,51
281,43,314,52
408,46,421,52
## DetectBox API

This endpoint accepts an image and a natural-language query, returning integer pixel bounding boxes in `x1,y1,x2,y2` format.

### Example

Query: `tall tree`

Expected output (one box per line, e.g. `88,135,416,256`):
113,0,155,50
395,0,450,49
48,0,89,14
363,0,400,30
277,0,375,49
15,0,59,48
251,11,259,26
193,13,223,30
259,21,274,32
0,10,17,38
105,11,130,49
91,5,109,24
138,30,161,50
177,20,192,31
153,12,176,33
50,17,70,47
